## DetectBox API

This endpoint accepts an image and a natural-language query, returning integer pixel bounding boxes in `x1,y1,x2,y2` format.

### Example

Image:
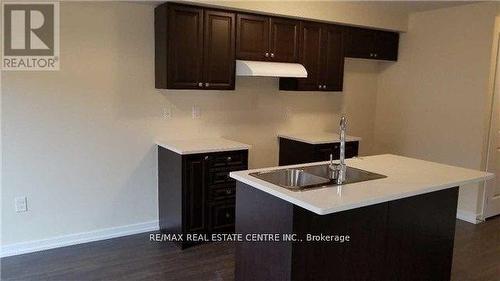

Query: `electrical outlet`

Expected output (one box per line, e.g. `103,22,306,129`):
192,105,201,119
162,107,172,119
15,196,27,213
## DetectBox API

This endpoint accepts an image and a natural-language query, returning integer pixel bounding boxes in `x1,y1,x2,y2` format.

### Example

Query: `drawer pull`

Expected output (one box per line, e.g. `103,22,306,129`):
227,156,232,161
226,189,232,195
225,212,231,219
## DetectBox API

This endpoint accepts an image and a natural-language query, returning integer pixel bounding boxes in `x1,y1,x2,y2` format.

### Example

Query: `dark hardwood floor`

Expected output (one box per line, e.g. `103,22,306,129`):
451,216,500,281
2,216,499,281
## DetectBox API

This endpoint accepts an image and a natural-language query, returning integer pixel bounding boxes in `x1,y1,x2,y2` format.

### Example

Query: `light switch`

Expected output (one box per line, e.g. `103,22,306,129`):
192,105,201,119
15,196,27,212
162,107,172,119
285,107,292,119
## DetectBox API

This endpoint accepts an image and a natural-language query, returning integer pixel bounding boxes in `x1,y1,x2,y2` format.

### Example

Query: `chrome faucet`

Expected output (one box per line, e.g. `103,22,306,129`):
329,116,348,184
338,116,347,184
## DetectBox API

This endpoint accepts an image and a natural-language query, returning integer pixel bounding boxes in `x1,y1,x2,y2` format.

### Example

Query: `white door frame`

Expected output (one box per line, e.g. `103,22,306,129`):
483,34,500,219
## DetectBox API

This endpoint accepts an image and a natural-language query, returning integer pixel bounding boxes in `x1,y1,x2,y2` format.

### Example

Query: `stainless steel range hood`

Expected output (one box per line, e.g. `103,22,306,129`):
236,60,307,78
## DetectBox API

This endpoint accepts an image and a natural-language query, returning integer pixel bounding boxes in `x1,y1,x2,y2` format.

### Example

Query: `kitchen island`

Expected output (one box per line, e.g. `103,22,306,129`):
230,154,493,281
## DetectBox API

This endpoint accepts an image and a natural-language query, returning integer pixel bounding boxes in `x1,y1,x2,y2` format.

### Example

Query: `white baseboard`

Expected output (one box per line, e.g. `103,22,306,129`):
1,220,159,258
0,210,483,257
456,210,481,224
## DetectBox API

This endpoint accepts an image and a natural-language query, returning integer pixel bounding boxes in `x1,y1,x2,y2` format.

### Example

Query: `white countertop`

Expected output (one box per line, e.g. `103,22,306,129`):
230,154,494,215
156,138,250,155
278,132,362,144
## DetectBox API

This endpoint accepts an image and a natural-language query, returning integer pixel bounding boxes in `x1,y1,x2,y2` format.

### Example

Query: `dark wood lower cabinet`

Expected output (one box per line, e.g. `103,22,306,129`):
384,189,458,280
158,146,248,249
235,183,459,281
209,200,236,232
185,155,207,233
279,137,359,166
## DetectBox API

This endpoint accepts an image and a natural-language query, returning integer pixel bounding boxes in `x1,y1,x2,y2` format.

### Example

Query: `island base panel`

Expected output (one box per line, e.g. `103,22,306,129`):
235,182,293,281
235,182,458,281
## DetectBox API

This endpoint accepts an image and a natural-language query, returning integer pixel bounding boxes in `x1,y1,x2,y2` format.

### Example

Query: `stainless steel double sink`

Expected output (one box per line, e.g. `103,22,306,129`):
250,164,386,190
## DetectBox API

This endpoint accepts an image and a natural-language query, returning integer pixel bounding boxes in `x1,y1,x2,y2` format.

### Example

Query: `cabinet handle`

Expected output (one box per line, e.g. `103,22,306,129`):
270,53,275,58
374,53,378,58
369,53,373,57
318,84,322,89
205,82,210,87
227,156,232,161
204,156,209,160
323,85,327,89
198,82,203,87
225,212,231,218
226,189,232,195
265,52,269,58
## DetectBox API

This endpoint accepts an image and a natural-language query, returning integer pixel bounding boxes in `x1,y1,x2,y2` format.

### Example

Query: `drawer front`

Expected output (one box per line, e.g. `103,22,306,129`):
208,169,234,185
207,165,246,186
207,151,247,168
209,202,235,232
209,186,236,202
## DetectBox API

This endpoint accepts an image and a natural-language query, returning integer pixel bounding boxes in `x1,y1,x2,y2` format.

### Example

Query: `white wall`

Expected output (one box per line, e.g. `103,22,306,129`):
484,16,500,218
192,0,410,31
1,2,382,246
374,2,500,216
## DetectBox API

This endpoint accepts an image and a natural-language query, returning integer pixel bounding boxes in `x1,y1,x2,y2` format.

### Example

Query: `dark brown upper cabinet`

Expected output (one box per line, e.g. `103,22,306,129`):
155,2,400,91
155,3,235,90
321,25,344,91
236,14,270,61
344,27,399,61
279,23,344,92
269,18,299,62
296,22,322,90
373,31,399,61
236,14,299,63
203,10,236,90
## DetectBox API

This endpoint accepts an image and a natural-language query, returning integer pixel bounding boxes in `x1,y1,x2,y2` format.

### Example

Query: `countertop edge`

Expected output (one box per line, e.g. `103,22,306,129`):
229,156,494,215
156,139,251,155
278,134,362,144
230,172,492,215
315,176,493,215
157,143,250,155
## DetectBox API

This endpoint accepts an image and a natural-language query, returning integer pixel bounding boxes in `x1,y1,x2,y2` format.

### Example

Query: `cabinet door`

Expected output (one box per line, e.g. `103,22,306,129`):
167,5,204,89
236,14,270,61
184,156,207,233
203,10,236,90
209,201,235,232
344,27,375,60
384,188,458,280
269,17,299,62
374,31,399,61
297,22,322,90
321,25,344,91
